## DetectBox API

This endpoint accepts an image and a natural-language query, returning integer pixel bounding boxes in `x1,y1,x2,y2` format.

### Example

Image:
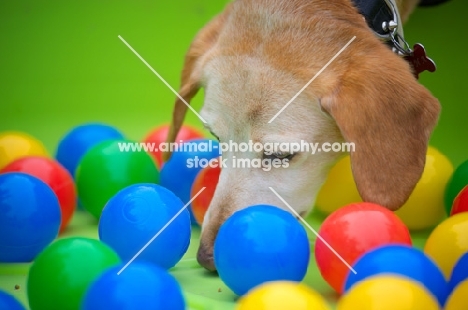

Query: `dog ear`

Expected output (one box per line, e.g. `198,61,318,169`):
320,50,440,210
163,6,231,162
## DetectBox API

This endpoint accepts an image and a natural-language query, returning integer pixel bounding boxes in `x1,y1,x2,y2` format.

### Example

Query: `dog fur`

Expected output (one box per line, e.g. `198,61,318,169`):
164,0,440,271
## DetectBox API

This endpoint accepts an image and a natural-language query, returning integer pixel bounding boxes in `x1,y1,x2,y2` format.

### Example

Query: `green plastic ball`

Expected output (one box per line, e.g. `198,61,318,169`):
27,237,121,310
76,140,159,219
444,159,468,215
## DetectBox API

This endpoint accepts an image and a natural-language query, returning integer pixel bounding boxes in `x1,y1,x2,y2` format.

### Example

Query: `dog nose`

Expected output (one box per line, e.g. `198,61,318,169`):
197,242,217,271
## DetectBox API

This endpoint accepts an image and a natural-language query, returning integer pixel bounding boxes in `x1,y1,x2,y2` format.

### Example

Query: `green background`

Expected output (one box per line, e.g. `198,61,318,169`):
0,0,466,309
1,0,467,166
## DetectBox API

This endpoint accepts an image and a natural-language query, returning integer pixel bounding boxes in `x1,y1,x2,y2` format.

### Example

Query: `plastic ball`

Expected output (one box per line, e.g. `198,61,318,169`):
0,173,60,262
143,124,205,169
76,140,159,219
0,131,48,170
314,202,412,294
214,205,310,296
445,159,468,215
99,184,191,269
191,165,220,225
448,252,468,293
395,146,453,230
315,155,362,214
344,244,448,306
1,156,76,232
337,276,439,310
236,281,330,310
81,262,185,310
0,290,26,310
27,237,121,310
451,185,468,216
445,280,468,310
424,212,468,279
55,123,124,178
160,139,220,225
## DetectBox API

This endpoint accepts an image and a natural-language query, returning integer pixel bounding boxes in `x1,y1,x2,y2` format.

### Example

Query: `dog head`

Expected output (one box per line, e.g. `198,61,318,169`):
164,0,440,271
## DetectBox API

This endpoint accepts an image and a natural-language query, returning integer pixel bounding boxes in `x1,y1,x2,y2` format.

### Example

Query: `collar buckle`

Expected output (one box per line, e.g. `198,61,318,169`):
390,32,413,56
377,0,413,56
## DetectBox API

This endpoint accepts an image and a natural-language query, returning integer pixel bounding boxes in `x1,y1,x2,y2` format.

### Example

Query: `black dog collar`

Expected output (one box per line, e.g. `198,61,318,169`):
352,0,410,54
419,0,452,6
352,0,438,78
352,0,402,38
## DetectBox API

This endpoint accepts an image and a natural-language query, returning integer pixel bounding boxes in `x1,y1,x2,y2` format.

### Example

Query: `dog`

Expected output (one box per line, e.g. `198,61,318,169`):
164,0,441,271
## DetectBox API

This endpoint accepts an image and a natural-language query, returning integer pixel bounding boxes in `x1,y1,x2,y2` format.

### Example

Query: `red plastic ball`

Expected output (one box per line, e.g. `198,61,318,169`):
451,185,468,216
314,202,412,294
191,165,221,225
0,156,76,232
143,124,205,169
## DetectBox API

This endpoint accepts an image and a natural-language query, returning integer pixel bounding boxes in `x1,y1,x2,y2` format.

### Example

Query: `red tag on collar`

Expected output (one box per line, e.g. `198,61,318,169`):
404,43,436,79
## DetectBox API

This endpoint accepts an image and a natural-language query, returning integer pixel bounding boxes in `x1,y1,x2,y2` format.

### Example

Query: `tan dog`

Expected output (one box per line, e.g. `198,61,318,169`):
165,0,440,271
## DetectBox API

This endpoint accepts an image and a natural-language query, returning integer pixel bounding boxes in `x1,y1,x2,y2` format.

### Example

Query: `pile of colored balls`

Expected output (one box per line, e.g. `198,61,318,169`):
0,123,216,309
1,123,468,310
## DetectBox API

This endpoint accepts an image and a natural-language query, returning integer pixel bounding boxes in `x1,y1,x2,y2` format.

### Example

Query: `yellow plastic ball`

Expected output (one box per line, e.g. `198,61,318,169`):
445,280,468,310
424,212,468,279
0,131,49,170
236,281,331,310
395,146,453,230
337,275,439,310
315,155,362,214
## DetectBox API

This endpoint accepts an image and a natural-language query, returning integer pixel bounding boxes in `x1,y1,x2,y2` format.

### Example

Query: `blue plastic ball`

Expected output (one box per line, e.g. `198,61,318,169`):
0,290,26,310
98,184,191,269
0,173,61,262
55,123,124,178
448,252,468,293
214,205,310,296
344,244,448,306
81,262,185,310
160,139,220,225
